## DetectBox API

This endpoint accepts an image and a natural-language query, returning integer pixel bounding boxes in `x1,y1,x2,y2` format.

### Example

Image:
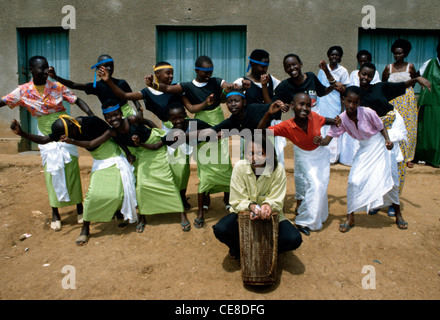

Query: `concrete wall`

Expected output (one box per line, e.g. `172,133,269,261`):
1,0,439,153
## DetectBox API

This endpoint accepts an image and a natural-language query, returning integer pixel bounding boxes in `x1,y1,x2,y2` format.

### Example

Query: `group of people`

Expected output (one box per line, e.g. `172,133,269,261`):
0,39,437,259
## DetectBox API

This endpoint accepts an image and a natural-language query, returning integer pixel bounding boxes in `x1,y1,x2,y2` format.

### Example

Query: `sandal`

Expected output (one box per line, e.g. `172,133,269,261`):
181,221,191,232
339,223,355,233
77,214,84,224
50,220,62,232
76,234,89,246
194,218,205,229
136,222,146,233
396,220,408,230
407,162,414,168
387,207,396,217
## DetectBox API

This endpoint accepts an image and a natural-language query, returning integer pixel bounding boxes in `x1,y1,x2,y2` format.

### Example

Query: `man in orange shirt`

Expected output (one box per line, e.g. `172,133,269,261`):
258,92,339,235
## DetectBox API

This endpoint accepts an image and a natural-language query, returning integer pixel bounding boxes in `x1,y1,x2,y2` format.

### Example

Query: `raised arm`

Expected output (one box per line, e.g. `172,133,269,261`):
48,66,89,91
60,129,112,149
132,134,164,151
98,66,144,101
74,97,94,116
182,94,215,114
260,74,272,103
10,119,53,144
318,60,338,95
256,100,285,129
144,74,183,94
404,76,431,91
127,115,157,129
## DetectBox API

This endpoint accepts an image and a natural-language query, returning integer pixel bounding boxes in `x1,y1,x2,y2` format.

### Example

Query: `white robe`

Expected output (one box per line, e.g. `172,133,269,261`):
293,145,330,230
347,132,399,213
317,64,350,164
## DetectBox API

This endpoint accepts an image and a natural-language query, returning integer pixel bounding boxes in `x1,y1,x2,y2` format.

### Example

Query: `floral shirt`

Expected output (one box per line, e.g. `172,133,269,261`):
1,80,77,117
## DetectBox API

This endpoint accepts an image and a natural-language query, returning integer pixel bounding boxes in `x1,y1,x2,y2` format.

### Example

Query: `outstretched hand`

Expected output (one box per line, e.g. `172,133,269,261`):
144,75,154,87
132,134,140,146
48,66,57,80
313,135,323,145
418,77,432,91
385,140,394,150
268,100,286,114
242,79,251,90
206,93,215,106
334,115,342,127
10,119,23,135
318,60,328,71
59,135,74,144
260,74,270,86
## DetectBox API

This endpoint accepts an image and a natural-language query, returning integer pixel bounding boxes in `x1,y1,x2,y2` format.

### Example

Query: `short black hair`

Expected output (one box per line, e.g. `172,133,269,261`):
359,62,376,73
356,50,372,61
101,99,121,110
166,102,186,115
29,56,48,68
155,61,172,68
283,53,302,64
391,39,412,56
97,54,113,62
244,129,278,171
195,56,213,68
327,46,344,59
343,85,362,97
249,49,269,62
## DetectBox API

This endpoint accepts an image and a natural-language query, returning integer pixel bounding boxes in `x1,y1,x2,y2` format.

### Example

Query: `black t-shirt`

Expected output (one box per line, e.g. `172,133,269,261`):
49,116,110,151
85,78,132,106
243,76,275,105
211,103,275,133
113,121,152,148
139,87,182,122
273,72,327,106
359,82,406,117
180,78,223,111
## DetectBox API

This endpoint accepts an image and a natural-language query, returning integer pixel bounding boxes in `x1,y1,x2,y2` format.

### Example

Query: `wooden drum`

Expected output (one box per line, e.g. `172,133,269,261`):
238,211,279,285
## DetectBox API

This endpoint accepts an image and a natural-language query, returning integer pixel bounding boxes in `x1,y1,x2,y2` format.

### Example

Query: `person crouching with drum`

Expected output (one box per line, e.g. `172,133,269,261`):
212,131,302,259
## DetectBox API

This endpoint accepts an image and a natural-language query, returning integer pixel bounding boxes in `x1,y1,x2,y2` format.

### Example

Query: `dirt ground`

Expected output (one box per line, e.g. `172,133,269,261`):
0,147,439,302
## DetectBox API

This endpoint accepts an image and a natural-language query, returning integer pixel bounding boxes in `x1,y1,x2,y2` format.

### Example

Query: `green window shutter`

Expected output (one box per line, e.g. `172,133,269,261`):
157,26,247,83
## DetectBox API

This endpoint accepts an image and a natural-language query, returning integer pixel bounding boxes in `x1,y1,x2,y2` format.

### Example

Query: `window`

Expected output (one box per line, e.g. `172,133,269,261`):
358,28,440,93
157,26,247,83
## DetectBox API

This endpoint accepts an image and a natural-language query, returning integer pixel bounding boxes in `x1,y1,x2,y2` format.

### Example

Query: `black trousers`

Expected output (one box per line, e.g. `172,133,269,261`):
212,213,303,257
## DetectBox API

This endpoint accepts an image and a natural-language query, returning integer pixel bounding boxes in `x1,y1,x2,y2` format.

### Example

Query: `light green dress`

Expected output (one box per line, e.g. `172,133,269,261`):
132,128,184,215
194,106,232,194
38,112,83,208
83,139,124,222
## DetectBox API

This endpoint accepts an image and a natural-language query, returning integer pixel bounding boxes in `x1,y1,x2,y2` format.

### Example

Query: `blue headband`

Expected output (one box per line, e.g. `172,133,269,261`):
195,66,214,72
102,104,120,114
246,57,269,72
226,92,246,99
91,58,114,88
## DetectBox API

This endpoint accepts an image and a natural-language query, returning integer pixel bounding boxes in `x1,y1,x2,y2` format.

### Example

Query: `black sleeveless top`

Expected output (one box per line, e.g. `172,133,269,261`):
113,121,152,148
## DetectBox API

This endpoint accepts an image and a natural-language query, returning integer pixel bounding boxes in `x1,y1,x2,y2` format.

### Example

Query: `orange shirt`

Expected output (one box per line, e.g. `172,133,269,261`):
268,111,326,151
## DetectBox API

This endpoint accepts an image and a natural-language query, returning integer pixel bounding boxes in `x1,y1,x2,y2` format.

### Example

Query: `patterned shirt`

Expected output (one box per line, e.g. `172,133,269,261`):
1,80,77,117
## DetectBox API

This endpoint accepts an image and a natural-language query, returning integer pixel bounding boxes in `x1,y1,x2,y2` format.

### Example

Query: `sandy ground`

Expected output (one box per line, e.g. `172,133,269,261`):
0,148,439,302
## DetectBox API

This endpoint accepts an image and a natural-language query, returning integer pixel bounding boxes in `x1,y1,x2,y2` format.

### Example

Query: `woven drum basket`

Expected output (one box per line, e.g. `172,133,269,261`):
238,211,279,285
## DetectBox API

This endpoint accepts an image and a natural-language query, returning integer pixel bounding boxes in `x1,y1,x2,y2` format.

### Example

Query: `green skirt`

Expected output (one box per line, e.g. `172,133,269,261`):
415,105,440,167
121,103,136,117
168,147,191,191
38,112,83,208
83,139,125,222
194,106,232,194
134,128,184,215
